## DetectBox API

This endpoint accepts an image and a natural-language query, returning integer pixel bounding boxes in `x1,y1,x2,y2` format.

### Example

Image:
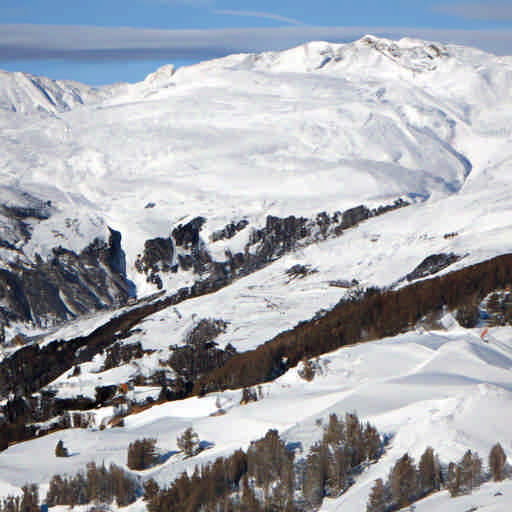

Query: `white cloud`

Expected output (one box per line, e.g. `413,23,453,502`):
213,9,303,26
0,24,511,62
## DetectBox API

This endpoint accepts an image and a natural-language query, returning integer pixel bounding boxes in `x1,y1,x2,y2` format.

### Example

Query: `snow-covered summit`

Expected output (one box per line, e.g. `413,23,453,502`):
143,64,176,88
225,35,451,75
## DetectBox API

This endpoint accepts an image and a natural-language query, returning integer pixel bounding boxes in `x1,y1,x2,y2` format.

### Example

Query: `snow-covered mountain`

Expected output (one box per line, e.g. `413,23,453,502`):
0,36,510,303
0,35,511,511
0,69,111,115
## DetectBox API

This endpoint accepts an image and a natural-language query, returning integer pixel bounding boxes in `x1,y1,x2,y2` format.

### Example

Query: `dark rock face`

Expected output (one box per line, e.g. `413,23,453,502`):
0,229,134,329
285,264,318,281
0,188,134,331
406,253,461,282
0,190,53,246
135,237,175,289
340,205,372,229
211,219,249,242
249,215,310,260
172,217,206,250
183,318,228,347
135,199,410,294
103,341,146,371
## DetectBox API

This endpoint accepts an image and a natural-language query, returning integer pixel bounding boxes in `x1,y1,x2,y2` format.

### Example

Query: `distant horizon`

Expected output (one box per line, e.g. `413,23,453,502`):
1,29,511,87
2,29,512,87
0,57,197,87
1,0,512,85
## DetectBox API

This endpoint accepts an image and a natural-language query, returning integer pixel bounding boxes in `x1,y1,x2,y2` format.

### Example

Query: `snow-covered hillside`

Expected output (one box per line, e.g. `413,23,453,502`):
0,35,511,280
2,325,512,511
0,69,109,115
0,35,512,512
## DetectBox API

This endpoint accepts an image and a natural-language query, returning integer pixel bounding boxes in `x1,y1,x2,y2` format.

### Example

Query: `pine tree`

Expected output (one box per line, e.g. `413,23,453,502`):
489,443,507,481
55,440,69,457
418,446,441,494
390,453,418,508
363,423,381,461
20,484,38,512
127,438,159,470
239,475,261,512
471,452,483,489
177,428,200,458
367,478,388,512
345,413,365,467
446,461,461,497
143,479,160,502
323,413,344,445
326,445,349,496
457,449,482,493
303,442,328,508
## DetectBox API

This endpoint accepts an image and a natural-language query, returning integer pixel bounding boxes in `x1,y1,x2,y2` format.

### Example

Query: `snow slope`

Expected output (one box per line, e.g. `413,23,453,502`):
0,35,511,511
0,35,511,297
2,325,512,512
0,69,109,115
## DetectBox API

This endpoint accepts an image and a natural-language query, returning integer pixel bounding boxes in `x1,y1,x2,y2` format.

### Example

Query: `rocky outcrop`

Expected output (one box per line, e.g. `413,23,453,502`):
135,237,175,289
340,205,372,229
406,253,462,282
0,228,134,329
0,187,134,331
135,199,409,293
211,219,249,242
0,189,53,246
172,217,206,250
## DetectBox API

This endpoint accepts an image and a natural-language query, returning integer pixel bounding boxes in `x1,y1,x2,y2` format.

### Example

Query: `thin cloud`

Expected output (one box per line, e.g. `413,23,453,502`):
0,24,512,63
142,0,213,5
213,9,304,26
433,2,512,21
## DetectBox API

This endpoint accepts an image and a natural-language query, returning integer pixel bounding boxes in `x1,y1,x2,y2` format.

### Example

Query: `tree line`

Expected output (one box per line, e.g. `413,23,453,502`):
367,442,508,511
45,461,138,508
2,252,510,453
146,411,383,512
193,253,512,394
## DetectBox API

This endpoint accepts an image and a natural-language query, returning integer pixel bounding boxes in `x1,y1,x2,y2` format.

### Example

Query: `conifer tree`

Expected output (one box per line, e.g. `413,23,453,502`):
127,438,159,469
446,461,461,497
363,423,381,461
177,428,200,458
418,446,441,494
489,443,507,481
390,453,418,508
458,449,482,493
303,442,328,508
55,439,69,457
367,478,388,512
20,484,38,512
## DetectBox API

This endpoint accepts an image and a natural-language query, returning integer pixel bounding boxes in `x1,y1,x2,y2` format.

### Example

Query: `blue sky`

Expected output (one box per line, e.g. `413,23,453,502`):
1,1,511,85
